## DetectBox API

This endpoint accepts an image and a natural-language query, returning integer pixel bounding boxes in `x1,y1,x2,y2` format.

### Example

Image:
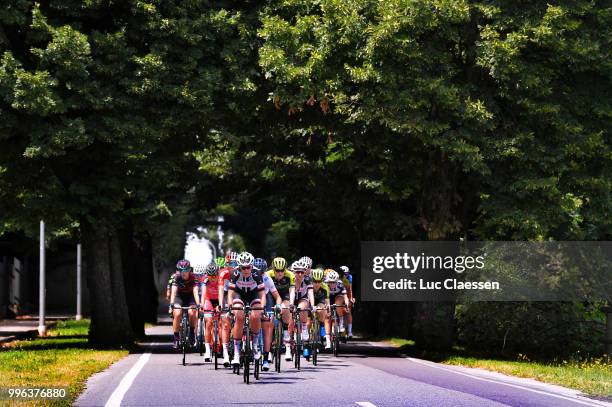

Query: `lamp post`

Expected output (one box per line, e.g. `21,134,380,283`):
37,220,46,336
76,243,82,321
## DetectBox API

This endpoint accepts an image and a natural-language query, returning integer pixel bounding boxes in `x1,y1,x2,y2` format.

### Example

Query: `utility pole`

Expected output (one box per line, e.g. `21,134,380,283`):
76,243,82,321
37,220,47,337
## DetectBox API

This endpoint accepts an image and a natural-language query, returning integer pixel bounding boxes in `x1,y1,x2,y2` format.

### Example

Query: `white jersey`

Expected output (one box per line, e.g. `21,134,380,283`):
262,272,277,295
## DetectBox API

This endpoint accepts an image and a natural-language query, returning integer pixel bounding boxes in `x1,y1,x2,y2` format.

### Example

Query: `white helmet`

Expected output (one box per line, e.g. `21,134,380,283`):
237,251,254,267
325,270,340,282
300,256,313,268
339,265,349,274
290,260,307,272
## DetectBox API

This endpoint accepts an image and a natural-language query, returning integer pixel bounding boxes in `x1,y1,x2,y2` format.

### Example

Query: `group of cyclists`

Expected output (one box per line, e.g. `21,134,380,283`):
166,251,356,373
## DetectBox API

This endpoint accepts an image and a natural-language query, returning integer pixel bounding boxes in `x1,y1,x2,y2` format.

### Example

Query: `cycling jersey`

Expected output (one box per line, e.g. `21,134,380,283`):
228,269,265,306
328,280,347,302
262,272,277,295
342,274,353,286
313,282,330,305
266,269,295,300
201,275,221,300
171,272,197,294
294,275,313,302
218,266,233,293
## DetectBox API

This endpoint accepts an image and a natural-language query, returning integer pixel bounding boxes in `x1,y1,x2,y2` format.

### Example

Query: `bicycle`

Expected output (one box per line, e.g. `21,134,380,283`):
231,305,264,384
197,309,205,356
204,307,222,369
172,304,199,366
310,306,324,366
272,306,284,373
290,306,311,370
330,304,347,357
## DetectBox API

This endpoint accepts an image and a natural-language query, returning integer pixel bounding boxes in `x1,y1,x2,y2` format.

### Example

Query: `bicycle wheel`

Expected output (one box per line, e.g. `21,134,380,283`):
213,319,219,370
198,316,204,356
254,358,260,380
274,323,282,373
294,320,301,370
243,330,250,384
333,324,339,357
181,318,189,366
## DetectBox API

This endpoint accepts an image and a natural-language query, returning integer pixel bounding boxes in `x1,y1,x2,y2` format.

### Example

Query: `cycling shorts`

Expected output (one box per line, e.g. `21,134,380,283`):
231,290,262,307
174,293,197,307
203,298,219,315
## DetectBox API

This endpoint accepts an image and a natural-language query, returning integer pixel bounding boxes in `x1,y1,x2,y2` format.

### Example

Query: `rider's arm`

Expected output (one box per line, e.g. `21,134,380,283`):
308,288,315,308
193,284,200,307
170,285,177,305
218,278,225,309
227,288,234,307
272,290,281,305
258,288,266,305
289,286,295,305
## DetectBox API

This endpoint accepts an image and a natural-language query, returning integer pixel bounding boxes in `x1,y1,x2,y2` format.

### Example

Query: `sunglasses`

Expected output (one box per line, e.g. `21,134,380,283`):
240,265,252,270
294,270,305,274
313,280,322,283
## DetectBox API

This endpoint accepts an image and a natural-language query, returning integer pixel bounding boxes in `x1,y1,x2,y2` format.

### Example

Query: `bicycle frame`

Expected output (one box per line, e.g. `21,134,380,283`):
172,305,199,366
231,305,264,384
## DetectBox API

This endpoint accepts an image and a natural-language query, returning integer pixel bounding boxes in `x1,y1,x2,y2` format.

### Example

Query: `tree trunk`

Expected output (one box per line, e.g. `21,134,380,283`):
413,301,456,350
119,221,159,337
82,221,133,346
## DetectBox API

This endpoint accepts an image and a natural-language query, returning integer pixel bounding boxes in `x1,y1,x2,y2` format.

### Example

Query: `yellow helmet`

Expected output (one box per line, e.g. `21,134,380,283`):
311,268,324,281
272,257,287,271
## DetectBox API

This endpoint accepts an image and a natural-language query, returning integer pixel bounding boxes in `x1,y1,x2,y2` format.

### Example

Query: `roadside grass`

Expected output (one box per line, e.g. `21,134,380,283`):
385,337,611,398
0,319,128,406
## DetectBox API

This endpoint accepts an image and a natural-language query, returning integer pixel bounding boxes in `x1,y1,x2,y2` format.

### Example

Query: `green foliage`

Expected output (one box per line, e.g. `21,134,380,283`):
456,302,606,359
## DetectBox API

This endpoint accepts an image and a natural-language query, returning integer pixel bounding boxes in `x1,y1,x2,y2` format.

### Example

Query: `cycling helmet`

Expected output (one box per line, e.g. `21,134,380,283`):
300,256,313,268
253,258,268,272
237,251,254,267
193,264,206,274
290,260,307,272
215,257,226,268
206,262,219,276
226,251,239,263
325,270,339,282
272,257,287,271
311,268,324,281
176,259,192,272
339,265,350,275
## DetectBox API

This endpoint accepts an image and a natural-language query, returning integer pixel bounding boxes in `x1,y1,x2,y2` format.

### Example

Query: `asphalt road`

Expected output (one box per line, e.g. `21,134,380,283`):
75,321,611,407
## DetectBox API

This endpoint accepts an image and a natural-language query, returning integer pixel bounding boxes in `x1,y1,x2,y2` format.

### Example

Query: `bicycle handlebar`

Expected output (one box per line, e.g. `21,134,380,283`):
171,304,200,309
230,306,265,311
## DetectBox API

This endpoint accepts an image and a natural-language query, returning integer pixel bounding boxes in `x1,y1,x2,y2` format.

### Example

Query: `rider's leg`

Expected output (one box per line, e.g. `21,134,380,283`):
298,299,310,340
346,306,353,337
231,298,245,364
250,305,262,358
335,297,346,331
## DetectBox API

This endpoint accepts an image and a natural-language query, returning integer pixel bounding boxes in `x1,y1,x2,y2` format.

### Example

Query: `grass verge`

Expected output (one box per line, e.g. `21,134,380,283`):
0,319,128,406
385,338,611,398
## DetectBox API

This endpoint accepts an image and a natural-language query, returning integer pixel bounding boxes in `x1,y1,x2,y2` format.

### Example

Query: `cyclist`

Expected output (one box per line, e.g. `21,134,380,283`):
311,268,332,349
228,251,265,366
254,258,281,371
325,269,350,335
300,256,313,277
218,254,237,366
267,257,296,361
215,256,226,268
340,265,355,338
290,260,314,344
201,262,222,362
169,259,201,349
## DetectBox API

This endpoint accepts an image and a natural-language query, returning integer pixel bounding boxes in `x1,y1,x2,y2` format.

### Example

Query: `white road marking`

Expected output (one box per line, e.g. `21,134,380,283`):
406,357,611,407
356,402,378,407
104,349,153,407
